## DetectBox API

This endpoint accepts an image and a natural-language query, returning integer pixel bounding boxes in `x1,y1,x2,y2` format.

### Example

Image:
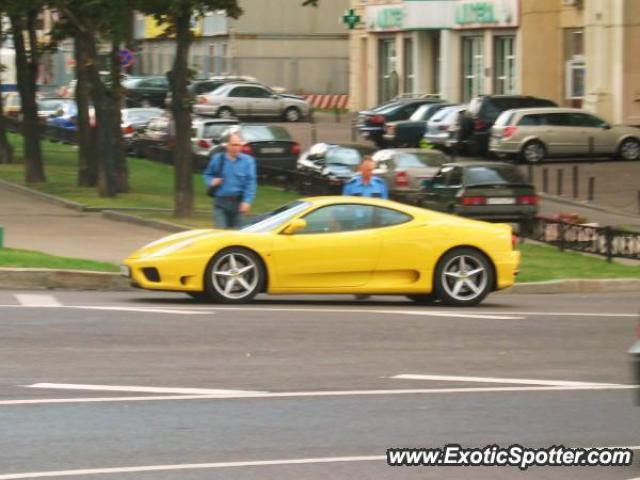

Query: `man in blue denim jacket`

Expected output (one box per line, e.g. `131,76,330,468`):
203,132,257,229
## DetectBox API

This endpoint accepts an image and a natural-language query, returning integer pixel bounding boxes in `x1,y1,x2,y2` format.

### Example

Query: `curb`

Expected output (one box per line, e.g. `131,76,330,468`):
1,268,638,294
0,268,130,291
0,178,86,211
102,210,186,233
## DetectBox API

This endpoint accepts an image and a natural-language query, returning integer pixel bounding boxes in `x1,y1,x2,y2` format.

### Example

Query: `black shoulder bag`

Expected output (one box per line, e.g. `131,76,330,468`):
206,153,226,198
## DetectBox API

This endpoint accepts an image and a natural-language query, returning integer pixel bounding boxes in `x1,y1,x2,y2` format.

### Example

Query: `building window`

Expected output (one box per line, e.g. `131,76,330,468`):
462,36,484,101
432,32,441,97
494,36,515,94
564,28,585,101
379,38,398,103
403,37,414,95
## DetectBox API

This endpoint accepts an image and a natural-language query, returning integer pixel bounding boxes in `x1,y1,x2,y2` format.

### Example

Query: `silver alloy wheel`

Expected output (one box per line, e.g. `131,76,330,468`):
441,254,488,303
218,108,233,119
285,107,301,122
210,252,259,300
620,139,640,160
523,142,544,163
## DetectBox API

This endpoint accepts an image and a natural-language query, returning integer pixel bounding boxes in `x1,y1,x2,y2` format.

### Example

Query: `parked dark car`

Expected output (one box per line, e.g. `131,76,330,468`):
296,143,376,194
371,148,448,204
165,75,258,107
420,162,538,232
358,98,443,148
122,76,170,108
209,124,301,172
383,103,451,147
461,95,557,156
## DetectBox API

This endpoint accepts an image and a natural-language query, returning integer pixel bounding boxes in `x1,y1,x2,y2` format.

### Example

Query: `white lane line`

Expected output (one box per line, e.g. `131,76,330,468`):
393,374,619,387
26,383,265,395
2,384,637,407
181,306,523,320
14,294,61,307
0,455,386,479
444,311,639,318
3,447,640,480
0,305,212,315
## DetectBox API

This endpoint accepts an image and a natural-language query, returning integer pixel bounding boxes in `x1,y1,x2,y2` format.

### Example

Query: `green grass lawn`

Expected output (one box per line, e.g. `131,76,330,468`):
0,248,118,272
0,133,298,218
517,242,640,282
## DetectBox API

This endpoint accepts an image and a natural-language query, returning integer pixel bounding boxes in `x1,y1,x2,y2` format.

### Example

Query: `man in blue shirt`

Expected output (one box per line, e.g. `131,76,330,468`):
203,132,257,229
342,156,388,199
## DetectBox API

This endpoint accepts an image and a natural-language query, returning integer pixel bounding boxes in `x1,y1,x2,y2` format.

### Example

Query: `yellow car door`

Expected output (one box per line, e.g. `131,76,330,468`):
271,204,382,288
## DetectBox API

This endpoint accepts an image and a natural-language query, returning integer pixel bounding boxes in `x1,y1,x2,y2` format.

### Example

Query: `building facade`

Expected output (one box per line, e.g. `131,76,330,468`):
349,0,640,125
133,0,350,95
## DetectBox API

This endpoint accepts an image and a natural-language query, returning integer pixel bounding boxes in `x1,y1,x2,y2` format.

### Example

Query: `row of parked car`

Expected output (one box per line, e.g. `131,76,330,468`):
358,94,640,163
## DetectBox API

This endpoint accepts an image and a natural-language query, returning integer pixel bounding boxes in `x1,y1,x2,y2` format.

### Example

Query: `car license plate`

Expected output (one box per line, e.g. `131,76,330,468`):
120,265,131,277
487,197,516,205
261,147,284,154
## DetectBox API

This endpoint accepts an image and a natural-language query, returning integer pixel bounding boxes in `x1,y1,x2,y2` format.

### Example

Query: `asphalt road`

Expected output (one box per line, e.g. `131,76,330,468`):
0,290,638,479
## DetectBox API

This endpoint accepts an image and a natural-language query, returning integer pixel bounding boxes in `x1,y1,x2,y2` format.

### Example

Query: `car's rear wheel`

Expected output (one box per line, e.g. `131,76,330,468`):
618,138,640,161
284,107,302,122
406,293,438,305
204,248,264,304
217,107,235,119
433,248,494,307
520,140,546,164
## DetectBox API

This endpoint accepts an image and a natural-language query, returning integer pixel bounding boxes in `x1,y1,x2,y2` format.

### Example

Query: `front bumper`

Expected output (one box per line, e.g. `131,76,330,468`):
123,254,208,292
495,250,521,290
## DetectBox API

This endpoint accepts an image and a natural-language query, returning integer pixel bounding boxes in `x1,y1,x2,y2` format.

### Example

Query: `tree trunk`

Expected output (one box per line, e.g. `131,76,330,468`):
74,33,98,186
170,9,194,218
82,29,117,197
110,41,128,193
10,12,45,183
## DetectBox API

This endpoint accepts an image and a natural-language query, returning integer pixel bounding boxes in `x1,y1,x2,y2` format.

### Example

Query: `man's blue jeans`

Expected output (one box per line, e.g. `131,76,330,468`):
213,196,243,229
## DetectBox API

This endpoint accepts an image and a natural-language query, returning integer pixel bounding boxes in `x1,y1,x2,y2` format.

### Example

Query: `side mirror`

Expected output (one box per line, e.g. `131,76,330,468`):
282,218,307,235
271,94,280,99
602,123,612,130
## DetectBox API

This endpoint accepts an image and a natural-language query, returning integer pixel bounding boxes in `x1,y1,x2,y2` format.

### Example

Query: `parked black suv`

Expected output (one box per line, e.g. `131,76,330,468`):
461,95,557,156
357,97,443,148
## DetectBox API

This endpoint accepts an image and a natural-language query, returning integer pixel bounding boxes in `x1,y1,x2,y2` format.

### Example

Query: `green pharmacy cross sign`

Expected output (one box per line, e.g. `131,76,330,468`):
342,8,361,30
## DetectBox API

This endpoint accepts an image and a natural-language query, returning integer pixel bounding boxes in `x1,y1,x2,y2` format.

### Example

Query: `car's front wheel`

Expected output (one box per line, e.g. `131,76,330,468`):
433,248,494,306
217,107,235,119
204,248,265,303
283,107,302,122
520,140,546,164
618,138,640,161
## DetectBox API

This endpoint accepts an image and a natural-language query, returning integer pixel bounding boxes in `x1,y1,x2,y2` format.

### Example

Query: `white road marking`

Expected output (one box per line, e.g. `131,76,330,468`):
2,446,640,479
184,306,524,320
14,294,61,307
393,374,619,387
0,455,387,479
26,383,265,395
1,384,636,407
0,305,212,315
443,310,639,318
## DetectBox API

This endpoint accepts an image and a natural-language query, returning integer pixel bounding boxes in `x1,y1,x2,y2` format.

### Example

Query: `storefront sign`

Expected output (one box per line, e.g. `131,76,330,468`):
366,5,404,32
454,0,519,29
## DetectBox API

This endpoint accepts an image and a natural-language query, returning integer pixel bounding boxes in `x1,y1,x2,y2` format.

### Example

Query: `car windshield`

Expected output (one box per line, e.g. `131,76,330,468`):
241,125,292,142
465,166,527,186
430,106,456,123
371,101,401,113
241,201,311,233
209,83,233,96
396,152,446,168
326,147,362,166
202,123,235,139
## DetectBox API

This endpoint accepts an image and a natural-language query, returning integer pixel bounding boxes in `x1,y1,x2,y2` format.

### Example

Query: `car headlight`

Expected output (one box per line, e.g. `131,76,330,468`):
145,239,196,258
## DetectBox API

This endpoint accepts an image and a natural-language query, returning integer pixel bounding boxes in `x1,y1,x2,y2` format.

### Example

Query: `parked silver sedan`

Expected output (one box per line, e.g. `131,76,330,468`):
371,148,448,204
423,105,466,152
193,82,310,122
490,107,640,163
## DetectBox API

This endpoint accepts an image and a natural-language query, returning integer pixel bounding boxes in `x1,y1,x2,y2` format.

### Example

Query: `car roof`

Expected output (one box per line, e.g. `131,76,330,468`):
442,161,518,169
505,107,591,115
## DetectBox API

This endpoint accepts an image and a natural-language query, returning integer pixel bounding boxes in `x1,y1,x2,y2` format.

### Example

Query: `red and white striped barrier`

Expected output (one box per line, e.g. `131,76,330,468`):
303,94,349,110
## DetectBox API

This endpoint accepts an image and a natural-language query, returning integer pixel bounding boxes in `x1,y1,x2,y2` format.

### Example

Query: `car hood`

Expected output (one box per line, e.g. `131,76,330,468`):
125,229,225,259
280,93,305,100
323,164,358,178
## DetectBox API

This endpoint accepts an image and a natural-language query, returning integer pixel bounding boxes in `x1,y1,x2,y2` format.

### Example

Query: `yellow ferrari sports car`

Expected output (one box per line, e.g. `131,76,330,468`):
122,196,520,306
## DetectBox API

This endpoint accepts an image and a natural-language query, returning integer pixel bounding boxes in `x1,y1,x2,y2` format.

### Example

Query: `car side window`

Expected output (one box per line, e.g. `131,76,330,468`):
249,87,272,99
229,87,247,98
518,114,544,126
544,113,572,127
446,167,463,187
374,207,412,227
431,170,447,187
300,204,376,234
570,113,606,128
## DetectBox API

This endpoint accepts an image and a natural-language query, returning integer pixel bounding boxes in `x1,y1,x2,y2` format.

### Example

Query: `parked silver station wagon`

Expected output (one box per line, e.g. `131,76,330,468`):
490,107,640,163
193,82,311,122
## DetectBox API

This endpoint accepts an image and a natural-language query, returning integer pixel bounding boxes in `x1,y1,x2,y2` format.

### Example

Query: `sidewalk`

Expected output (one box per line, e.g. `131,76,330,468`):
0,187,167,263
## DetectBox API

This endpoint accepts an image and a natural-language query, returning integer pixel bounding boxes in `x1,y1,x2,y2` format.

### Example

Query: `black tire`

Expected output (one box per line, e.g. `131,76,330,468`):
283,107,302,122
617,137,640,161
406,294,439,305
520,140,546,164
204,247,265,304
433,247,494,307
217,107,235,119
